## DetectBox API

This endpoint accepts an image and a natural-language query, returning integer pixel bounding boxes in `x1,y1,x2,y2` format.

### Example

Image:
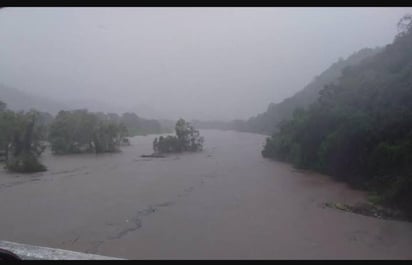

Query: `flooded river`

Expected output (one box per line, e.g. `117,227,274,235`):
0,130,411,259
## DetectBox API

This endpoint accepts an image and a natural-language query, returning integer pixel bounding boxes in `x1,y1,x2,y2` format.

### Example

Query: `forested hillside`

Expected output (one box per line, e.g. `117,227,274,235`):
242,47,381,134
193,47,381,134
262,15,412,214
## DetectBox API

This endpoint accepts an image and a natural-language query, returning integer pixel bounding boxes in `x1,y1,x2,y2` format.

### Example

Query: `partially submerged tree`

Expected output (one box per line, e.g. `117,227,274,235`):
153,118,204,154
48,109,128,154
0,103,47,172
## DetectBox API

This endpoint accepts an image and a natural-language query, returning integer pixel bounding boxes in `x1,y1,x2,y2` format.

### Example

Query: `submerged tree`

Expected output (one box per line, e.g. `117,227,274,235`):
0,104,47,172
48,109,128,154
153,118,204,154
93,120,126,153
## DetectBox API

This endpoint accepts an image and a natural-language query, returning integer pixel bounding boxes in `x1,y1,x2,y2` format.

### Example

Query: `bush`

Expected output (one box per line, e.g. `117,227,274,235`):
6,153,46,173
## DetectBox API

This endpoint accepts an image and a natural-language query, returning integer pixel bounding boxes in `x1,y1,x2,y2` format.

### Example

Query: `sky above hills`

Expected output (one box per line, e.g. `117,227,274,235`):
1,7,411,120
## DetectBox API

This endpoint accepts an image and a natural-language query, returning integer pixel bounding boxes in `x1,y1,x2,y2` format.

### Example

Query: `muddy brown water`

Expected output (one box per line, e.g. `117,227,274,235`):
0,130,411,259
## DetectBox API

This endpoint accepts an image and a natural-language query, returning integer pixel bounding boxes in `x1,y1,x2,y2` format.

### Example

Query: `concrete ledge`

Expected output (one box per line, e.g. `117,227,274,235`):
0,241,124,260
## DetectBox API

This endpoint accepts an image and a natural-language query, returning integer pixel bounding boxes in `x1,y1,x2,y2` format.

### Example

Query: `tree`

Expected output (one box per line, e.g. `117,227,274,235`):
0,100,6,112
48,110,128,154
397,14,412,38
1,109,47,172
0,104,16,162
49,110,96,154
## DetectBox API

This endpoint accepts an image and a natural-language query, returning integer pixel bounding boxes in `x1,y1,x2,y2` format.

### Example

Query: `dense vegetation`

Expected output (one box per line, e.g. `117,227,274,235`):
153,119,204,154
0,100,174,171
0,101,47,172
48,109,128,154
262,15,412,214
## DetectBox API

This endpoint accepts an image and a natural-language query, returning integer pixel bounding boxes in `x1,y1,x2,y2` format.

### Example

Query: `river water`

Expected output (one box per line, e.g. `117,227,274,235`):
0,130,411,259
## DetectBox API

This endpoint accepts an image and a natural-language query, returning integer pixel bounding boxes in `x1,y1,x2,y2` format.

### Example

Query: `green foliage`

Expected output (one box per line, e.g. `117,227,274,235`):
93,120,124,153
0,104,47,172
153,119,204,154
262,15,412,214
6,153,46,172
48,109,127,154
153,135,180,153
0,106,15,156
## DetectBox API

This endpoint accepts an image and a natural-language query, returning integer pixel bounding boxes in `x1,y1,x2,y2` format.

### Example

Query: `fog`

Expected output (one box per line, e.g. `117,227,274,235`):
0,7,411,120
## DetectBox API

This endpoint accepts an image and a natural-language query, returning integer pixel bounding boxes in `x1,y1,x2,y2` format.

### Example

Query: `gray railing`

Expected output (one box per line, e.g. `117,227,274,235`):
0,240,124,260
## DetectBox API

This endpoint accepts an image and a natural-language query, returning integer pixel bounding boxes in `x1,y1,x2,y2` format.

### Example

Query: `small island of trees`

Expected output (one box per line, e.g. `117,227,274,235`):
152,119,204,154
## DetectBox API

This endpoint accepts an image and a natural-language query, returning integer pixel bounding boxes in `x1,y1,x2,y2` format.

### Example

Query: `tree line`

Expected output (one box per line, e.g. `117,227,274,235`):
0,103,172,173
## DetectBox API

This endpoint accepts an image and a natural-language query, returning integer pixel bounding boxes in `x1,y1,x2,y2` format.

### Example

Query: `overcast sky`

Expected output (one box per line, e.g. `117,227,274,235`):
1,7,411,120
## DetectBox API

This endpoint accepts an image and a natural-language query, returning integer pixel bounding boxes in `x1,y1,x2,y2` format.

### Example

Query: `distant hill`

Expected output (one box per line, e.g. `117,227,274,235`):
0,83,175,135
190,119,232,131
0,83,128,115
0,83,68,114
192,47,382,134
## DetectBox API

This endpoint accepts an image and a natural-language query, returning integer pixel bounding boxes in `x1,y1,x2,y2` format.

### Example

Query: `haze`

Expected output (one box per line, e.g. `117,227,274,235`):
0,7,411,120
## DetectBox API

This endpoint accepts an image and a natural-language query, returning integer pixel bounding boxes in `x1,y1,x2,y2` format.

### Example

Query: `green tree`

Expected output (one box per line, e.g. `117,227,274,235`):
49,110,128,154
1,109,47,172
0,100,6,111
0,103,16,162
